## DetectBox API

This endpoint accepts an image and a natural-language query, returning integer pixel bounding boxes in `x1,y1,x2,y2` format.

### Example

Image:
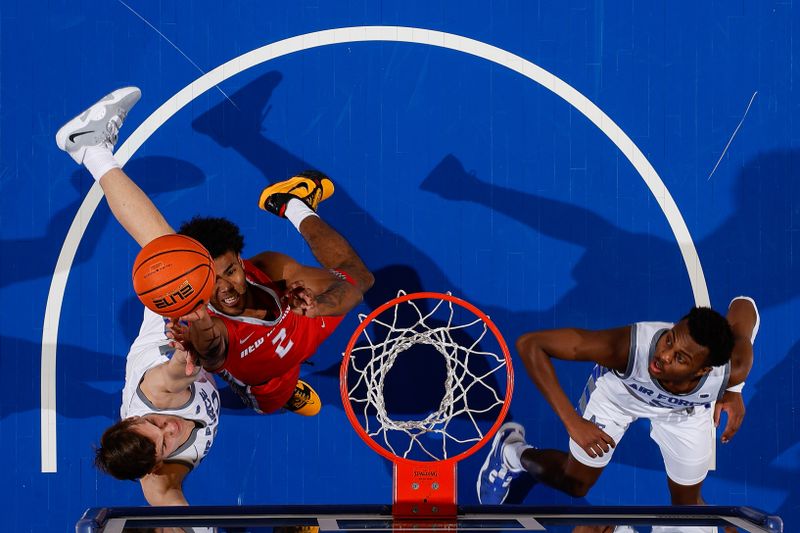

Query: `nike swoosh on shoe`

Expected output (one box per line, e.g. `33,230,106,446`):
68,131,94,142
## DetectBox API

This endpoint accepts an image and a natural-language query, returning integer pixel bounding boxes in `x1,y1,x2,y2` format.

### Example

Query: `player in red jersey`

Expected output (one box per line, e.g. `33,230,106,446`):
173,175,374,414
58,86,373,417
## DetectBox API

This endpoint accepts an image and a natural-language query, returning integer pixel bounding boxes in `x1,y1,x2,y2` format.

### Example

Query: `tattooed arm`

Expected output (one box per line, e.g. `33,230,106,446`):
250,251,364,318
170,305,229,371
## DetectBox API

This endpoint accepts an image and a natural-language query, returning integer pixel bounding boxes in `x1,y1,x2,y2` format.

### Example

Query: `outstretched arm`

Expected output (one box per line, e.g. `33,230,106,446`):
139,346,202,409
98,168,174,247
139,463,190,506
516,327,630,458
715,296,759,443
296,216,374,294
171,305,229,372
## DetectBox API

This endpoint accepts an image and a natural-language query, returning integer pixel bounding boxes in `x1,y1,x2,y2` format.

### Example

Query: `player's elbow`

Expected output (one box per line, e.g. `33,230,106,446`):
516,333,544,360
355,268,375,294
363,270,375,292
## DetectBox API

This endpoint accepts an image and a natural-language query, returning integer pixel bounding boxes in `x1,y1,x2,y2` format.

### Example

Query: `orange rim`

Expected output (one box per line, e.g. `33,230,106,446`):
340,291,514,467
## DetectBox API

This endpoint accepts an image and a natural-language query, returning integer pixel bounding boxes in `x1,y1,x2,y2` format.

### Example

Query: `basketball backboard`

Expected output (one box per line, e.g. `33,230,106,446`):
76,503,783,532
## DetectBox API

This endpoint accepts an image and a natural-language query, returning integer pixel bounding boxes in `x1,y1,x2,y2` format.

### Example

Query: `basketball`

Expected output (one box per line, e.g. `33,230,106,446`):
132,234,216,317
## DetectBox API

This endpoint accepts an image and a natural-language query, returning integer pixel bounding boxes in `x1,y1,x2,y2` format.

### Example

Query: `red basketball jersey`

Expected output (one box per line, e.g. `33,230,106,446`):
209,259,345,386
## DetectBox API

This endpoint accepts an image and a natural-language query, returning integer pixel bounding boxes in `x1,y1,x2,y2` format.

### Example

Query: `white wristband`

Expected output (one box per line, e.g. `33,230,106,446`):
726,382,745,393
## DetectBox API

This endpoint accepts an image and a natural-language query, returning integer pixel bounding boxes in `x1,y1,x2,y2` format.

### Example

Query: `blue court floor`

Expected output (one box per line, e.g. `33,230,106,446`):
0,1,797,531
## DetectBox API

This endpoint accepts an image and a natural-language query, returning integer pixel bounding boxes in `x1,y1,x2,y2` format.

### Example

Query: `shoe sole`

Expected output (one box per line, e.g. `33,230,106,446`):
55,86,141,152
259,174,335,213
476,421,525,504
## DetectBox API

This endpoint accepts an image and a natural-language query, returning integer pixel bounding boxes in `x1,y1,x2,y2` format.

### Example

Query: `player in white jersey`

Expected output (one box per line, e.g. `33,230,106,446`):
52,86,222,506
477,297,758,509
95,306,221,505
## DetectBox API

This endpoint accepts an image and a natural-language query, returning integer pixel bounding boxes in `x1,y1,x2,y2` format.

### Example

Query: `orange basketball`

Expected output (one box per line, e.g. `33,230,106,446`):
132,234,216,318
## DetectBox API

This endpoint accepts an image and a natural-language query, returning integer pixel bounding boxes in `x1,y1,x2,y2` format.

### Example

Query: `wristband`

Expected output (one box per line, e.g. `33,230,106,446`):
726,382,745,393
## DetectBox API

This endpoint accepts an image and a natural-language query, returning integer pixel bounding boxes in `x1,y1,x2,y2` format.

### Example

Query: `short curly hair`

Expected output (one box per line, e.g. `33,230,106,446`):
94,418,157,480
682,306,735,367
178,216,245,259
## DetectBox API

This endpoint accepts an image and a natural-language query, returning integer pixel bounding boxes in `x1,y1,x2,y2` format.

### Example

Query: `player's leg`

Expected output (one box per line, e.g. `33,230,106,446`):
55,87,173,247
651,406,715,504
535,380,630,498
521,448,605,498
476,422,606,504
662,479,727,533
666,477,704,504
542,374,633,497
259,171,374,293
477,379,631,503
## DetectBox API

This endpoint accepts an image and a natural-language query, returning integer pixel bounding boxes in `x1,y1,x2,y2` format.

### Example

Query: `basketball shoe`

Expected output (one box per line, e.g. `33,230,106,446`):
258,170,335,217
55,87,141,163
284,379,322,416
477,421,528,504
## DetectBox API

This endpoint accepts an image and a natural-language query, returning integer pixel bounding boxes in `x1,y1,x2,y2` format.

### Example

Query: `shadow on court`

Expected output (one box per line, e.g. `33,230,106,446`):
1,157,205,289
421,150,800,505
188,69,798,506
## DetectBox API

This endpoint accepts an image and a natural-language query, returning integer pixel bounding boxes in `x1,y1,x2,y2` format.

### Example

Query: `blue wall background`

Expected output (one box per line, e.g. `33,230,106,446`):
0,1,797,530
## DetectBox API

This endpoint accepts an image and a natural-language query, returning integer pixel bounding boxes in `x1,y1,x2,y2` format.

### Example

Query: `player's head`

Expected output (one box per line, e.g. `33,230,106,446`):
179,216,249,315
95,415,186,480
650,307,734,381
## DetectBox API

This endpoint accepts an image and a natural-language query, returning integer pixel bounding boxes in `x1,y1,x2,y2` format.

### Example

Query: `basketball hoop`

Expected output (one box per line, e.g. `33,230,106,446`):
341,291,514,519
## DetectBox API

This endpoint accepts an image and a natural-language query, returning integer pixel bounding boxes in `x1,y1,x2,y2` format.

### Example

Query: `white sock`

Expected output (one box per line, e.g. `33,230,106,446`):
284,198,318,231
83,145,120,182
503,441,532,472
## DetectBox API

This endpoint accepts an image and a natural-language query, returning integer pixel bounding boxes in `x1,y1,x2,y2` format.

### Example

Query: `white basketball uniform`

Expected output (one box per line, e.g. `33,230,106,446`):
578,298,759,533
121,308,220,470
570,317,742,485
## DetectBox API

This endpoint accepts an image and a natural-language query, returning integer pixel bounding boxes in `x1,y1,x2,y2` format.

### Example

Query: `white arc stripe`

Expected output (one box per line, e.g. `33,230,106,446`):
42,26,707,472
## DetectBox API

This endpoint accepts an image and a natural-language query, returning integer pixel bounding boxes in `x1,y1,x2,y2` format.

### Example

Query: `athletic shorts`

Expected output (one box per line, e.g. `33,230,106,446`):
568,376,714,486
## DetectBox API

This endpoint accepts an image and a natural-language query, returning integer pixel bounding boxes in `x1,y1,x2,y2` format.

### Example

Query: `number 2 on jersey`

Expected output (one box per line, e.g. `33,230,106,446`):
272,327,294,358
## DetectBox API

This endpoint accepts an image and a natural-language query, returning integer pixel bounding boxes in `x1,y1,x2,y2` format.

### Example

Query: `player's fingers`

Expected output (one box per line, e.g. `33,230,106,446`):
723,415,744,443
593,443,605,457
713,402,723,427
600,431,616,448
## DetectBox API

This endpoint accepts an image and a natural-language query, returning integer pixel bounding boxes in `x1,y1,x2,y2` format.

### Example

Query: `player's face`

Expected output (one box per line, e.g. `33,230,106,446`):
211,251,248,315
131,415,186,465
649,320,711,382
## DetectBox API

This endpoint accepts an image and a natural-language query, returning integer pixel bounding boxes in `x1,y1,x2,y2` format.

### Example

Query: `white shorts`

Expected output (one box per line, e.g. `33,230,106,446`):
569,376,714,486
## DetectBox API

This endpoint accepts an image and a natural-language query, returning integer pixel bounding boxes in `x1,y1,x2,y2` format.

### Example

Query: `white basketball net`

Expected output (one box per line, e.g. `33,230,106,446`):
346,291,509,461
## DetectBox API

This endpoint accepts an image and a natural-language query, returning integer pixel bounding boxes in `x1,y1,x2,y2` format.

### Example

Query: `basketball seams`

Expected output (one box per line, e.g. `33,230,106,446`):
132,234,215,316
131,249,213,277
134,263,214,297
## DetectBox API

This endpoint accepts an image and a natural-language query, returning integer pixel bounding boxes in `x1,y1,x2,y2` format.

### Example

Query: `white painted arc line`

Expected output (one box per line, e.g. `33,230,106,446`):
41,25,708,472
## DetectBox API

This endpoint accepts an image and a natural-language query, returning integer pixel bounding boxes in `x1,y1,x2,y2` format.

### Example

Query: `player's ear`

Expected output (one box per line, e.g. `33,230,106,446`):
696,365,713,377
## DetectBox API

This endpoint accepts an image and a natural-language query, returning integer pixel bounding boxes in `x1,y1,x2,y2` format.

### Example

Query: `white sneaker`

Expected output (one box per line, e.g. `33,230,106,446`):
477,421,528,504
55,87,141,164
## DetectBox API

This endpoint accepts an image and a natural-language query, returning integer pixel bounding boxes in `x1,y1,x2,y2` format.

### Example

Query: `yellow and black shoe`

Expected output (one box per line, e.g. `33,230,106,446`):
284,379,322,416
258,170,335,217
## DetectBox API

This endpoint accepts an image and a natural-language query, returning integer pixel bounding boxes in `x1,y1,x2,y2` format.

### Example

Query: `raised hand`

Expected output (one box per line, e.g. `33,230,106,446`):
286,280,319,317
